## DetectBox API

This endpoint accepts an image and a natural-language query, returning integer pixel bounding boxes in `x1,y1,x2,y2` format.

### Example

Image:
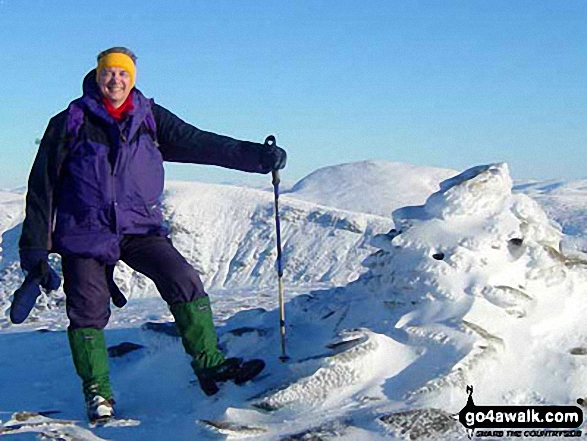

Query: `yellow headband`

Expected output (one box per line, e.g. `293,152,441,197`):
96,53,136,88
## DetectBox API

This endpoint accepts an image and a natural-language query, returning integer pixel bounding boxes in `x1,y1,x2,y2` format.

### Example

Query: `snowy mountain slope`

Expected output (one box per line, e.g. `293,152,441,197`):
514,179,587,257
0,180,392,327
1,161,585,329
284,160,457,217
2,162,586,440
197,163,587,438
162,181,390,289
0,191,23,244
281,160,586,257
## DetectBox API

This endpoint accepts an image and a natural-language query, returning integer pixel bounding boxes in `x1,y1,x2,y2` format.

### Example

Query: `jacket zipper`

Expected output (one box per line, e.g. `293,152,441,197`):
112,124,126,234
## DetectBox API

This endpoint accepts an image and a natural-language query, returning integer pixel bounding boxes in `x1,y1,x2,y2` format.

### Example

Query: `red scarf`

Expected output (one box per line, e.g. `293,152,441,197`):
102,94,134,121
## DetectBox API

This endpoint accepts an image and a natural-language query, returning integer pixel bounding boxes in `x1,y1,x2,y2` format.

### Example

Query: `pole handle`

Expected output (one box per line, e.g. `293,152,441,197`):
264,135,281,185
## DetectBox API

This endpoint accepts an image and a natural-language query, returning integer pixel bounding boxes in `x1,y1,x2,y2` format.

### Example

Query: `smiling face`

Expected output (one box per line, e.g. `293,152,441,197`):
97,67,133,108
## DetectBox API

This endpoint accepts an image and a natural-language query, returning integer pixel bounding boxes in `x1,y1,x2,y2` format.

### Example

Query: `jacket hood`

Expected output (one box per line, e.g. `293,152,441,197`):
82,69,102,99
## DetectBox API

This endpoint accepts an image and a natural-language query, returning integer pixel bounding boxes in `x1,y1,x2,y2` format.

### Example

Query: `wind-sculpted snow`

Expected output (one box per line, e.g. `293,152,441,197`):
208,163,587,438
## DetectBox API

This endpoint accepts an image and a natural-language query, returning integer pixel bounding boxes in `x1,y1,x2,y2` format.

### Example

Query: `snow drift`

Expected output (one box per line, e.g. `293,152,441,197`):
203,163,587,439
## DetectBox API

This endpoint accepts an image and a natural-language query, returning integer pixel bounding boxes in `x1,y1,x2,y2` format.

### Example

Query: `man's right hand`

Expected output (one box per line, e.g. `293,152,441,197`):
20,249,61,291
11,250,62,324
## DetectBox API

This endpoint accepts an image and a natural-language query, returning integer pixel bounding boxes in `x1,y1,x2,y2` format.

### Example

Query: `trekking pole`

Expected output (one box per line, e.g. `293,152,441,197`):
265,135,290,362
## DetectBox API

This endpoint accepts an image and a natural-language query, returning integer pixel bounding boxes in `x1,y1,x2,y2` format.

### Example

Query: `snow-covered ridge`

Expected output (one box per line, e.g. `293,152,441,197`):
0,161,586,439
284,160,457,217
515,179,587,259
161,180,391,290
1,161,585,327
0,190,24,242
207,162,587,438
0,179,393,324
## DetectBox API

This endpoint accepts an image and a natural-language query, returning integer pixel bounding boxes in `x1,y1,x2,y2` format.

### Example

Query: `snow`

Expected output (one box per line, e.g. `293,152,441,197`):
284,160,457,217
0,190,24,244
0,160,586,440
514,179,587,259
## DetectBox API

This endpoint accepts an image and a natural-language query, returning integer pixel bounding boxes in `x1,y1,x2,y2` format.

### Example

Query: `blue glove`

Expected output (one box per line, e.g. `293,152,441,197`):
10,274,43,324
19,249,61,291
11,250,61,324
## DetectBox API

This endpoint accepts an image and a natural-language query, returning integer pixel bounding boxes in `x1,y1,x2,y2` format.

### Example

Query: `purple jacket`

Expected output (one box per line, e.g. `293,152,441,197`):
20,70,278,263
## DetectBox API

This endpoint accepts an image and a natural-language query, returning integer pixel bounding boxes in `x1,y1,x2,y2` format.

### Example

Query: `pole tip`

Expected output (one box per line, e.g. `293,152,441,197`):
279,355,291,363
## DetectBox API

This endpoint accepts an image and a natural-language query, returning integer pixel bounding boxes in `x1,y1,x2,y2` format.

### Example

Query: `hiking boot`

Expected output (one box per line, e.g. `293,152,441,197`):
195,357,265,396
86,395,115,424
169,298,265,395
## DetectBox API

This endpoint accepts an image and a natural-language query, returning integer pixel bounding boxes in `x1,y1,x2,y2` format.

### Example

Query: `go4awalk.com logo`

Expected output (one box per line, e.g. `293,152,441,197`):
456,386,583,438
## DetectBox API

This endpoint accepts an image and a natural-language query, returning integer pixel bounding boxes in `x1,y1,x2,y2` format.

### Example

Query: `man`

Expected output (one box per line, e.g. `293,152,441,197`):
16,47,286,422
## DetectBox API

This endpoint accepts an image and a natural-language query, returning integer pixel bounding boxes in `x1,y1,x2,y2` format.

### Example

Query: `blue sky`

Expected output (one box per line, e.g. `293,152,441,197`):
1,0,586,189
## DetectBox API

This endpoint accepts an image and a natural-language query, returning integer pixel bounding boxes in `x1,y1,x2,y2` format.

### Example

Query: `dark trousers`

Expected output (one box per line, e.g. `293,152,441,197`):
63,235,207,330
